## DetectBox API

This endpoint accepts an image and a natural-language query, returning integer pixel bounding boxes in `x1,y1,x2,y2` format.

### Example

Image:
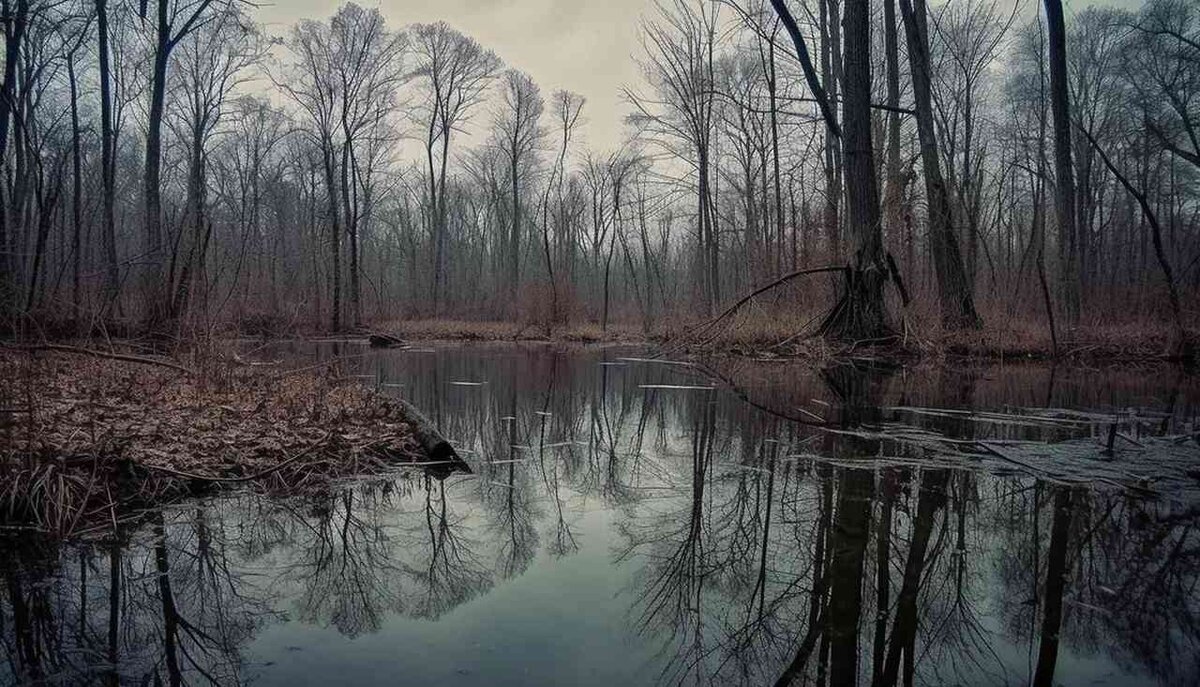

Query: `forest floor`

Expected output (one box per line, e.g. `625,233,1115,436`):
0,346,453,537
363,316,1195,365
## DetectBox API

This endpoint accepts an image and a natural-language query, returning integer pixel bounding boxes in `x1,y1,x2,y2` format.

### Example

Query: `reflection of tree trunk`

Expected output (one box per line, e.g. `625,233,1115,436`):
107,543,121,687
880,469,948,687
753,441,778,617
775,463,833,687
154,516,183,687
872,470,897,685
1033,488,1073,687
828,468,874,685
816,464,832,686
5,568,41,681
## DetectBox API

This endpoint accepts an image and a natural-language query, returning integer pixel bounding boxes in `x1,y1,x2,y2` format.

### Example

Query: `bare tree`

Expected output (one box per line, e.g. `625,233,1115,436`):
493,69,544,309
818,0,892,341
166,6,265,323
410,22,500,315
629,0,722,313
0,0,30,320
900,0,982,329
1044,0,1082,324
140,0,236,330
538,90,584,327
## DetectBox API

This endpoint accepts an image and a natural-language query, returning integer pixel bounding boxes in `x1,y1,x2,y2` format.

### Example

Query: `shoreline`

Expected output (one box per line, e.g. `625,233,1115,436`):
0,348,466,536
285,318,1196,368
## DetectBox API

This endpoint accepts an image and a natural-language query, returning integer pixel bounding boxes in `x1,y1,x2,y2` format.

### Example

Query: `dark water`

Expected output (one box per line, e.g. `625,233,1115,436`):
3,343,1200,686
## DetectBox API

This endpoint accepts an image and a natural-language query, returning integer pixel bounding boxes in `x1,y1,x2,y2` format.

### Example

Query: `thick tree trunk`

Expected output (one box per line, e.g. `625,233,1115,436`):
819,0,841,261
768,36,785,278
436,125,451,313
426,123,442,313
340,135,361,328
1044,0,1081,324
510,152,520,308
819,0,892,342
0,0,29,322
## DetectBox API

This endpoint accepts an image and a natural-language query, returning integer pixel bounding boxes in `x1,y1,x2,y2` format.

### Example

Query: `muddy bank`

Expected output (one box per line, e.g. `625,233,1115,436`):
0,347,465,535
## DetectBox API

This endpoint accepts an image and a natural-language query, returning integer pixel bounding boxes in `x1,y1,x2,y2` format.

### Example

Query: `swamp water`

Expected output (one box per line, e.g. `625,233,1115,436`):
2,343,1199,686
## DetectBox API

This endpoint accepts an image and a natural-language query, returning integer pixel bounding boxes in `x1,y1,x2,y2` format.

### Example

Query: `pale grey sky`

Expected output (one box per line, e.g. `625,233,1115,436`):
253,0,653,152
251,0,1141,152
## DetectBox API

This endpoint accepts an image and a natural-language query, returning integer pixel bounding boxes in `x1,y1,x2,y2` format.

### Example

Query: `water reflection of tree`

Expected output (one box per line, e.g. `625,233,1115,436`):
617,389,718,683
992,484,1200,687
288,487,403,637
1,503,275,685
403,476,490,618
6,349,1199,686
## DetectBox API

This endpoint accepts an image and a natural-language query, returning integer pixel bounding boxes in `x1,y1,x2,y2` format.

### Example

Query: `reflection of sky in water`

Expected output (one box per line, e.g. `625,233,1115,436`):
1,343,1198,686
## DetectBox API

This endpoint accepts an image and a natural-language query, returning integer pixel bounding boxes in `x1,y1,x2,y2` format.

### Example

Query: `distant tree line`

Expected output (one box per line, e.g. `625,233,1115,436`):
0,0,1196,343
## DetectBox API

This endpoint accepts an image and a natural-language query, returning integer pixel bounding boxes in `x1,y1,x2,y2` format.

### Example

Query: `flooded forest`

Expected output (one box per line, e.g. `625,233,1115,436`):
1,0,1200,686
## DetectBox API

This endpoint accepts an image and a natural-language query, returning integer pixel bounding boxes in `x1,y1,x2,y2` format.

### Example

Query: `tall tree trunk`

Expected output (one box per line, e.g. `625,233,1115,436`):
143,0,171,329
96,0,120,314
68,55,84,328
1044,0,1081,324
340,135,361,328
899,0,982,329
883,0,903,246
819,0,841,261
768,34,785,278
0,0,29,322
170,129,205,322
322,139,342,331
510,152,520,309
820,0,891,341
436,124,451,314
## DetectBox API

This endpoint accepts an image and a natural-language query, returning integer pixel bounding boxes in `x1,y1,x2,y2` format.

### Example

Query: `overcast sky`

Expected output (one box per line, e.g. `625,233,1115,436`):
251,0,1141,152
253,0,653,152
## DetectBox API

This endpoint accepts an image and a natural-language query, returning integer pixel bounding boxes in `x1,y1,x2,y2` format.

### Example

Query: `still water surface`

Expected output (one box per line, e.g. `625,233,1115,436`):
3,343,1199,686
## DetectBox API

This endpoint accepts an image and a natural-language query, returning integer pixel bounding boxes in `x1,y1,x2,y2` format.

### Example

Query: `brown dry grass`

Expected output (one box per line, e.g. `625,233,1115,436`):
0,348,426,535
368,306,1194,364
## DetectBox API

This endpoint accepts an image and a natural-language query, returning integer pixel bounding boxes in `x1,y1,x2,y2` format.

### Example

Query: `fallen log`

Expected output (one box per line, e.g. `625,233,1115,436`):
368,333,407,348
395,397,472,476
